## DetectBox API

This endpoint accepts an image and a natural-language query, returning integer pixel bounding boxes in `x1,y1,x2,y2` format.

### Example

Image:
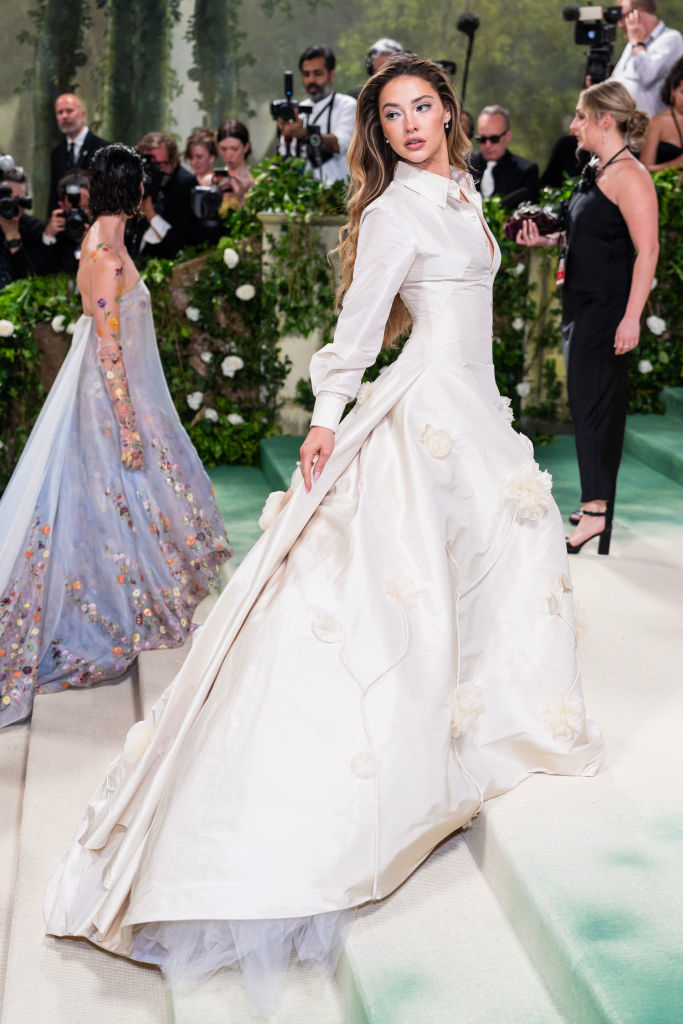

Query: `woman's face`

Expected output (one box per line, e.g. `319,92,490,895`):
570,99,601,152
218,136,248,169
189,143,213,178
379,75,450,174
671,80,683,113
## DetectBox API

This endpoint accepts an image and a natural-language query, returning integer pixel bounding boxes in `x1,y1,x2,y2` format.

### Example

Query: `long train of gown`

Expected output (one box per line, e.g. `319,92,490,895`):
45,167,604,1006
0,280,230,727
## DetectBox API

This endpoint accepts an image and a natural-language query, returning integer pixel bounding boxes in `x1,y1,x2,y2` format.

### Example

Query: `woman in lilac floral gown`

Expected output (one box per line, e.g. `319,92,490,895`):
0,144,230,728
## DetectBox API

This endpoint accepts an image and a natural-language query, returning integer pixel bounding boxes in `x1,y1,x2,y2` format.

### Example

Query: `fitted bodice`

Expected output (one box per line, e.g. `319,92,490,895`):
564,184,634,296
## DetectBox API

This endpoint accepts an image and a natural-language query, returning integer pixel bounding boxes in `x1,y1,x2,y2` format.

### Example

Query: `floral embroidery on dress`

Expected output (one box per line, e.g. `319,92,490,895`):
421,424,454,460
499,396,514,426
311,610,344,644
450,683,484,738
542,692,584,742
505,462,553,521
383,572,423,610
350,752,377,778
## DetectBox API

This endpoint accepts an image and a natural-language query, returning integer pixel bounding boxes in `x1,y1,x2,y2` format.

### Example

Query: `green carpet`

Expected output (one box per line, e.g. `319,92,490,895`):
207,465,270,565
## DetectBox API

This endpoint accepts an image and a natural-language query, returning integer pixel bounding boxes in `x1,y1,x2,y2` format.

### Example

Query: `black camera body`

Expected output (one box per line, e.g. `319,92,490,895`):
190,184,223,224
562,5,621,83
0,184,32,220
270,71,313,122
139,152,165,203
63,182,89,243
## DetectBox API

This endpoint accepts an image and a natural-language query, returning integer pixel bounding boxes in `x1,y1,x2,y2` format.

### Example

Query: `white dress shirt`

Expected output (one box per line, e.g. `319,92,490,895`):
278,91,357,182
611,21,683,116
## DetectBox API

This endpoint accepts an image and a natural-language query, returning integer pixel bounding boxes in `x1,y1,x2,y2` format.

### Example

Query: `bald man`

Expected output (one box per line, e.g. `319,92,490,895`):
47,94,108,217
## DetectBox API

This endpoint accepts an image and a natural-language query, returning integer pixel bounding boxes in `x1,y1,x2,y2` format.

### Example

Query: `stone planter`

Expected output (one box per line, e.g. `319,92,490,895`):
257,212,345,434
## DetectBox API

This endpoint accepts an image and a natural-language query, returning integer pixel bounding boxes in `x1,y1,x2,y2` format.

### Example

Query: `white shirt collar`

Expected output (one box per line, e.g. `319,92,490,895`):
393,160,475,208
70,126,89,150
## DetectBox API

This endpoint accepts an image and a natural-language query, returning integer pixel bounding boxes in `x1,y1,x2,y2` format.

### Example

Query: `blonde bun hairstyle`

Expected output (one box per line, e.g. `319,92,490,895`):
581,80,650,151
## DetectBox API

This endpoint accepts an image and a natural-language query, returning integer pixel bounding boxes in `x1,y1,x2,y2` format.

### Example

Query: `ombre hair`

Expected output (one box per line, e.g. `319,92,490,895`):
337,54,471,349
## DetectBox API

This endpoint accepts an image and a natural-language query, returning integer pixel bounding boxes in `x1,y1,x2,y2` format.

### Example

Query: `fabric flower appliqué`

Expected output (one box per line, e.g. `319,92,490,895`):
384,572,423,610
421,424,454,460
355,381,376,406
542,693,584,742
499,396,514,426
311,610,344,644
450,683,484,738
258,489,289,530
351,752,377,779
122,719,154,764
505,462,553,522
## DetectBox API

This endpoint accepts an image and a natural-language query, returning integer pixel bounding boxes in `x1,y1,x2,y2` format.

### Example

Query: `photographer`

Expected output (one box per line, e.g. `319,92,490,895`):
133,132,197,258
611,0,683,115
277,44,357,182
42,170,91,274
215,120,254,209
0,161,50,290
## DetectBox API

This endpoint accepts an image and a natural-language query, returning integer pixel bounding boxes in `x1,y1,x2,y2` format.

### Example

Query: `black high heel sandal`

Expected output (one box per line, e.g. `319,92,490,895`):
566,508,612,556
569,508,583,525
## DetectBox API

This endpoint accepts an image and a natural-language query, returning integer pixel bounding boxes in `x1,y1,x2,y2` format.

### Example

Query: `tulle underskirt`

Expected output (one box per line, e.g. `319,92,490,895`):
131,910,353,1014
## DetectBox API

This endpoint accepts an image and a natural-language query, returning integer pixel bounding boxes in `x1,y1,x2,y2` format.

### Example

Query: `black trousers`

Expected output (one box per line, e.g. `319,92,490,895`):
563,289,630,505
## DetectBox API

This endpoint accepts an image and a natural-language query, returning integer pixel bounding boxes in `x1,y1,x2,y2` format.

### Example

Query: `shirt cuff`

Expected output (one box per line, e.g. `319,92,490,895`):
142,214,171,245
42,233,57,245
310,392,347,432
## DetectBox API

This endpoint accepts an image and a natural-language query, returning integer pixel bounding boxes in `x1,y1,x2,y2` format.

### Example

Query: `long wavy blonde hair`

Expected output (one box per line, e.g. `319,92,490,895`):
337,54,471,349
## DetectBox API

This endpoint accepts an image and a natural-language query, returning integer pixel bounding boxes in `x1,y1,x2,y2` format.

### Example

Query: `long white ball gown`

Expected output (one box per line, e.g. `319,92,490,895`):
45,161,604,1005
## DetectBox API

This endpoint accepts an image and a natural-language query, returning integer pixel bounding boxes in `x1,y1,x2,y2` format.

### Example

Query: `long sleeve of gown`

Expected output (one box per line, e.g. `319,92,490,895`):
310,204,417,431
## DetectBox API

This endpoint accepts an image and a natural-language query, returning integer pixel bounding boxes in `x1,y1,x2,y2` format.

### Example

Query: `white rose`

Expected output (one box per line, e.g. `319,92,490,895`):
510,262,526,277
185,306,201,322
51,314,66,333
258,489,289,530
650,277,658,291
515,380,531,398
227,412,244,425
235,284,255,301
512,317,525,331
645,315,666,336
355,381,375,406
222,247,239,269
204,407,219,422
421,424,454,460
542,692,584,742
186,390,204,411
221,355,244,377
66,322,76,335
638,359,653,374
200,351,213,363
0,319,14,337
505,462,553,522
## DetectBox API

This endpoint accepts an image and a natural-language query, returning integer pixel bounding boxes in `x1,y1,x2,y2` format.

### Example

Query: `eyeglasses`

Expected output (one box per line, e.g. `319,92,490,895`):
476,133,505,144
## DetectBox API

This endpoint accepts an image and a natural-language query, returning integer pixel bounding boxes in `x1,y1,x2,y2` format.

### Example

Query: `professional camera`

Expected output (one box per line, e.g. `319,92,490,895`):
139,151,165,202
190,184,223,225
63,182,89,243
0,184,32,220
270,71,313,122
562,5,621,83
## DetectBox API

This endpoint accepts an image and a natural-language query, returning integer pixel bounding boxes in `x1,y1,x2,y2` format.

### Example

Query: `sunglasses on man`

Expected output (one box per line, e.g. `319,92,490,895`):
476,133,506,144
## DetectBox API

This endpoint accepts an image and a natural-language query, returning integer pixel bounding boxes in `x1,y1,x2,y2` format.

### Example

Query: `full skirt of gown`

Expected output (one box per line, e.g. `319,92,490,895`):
44,270,605,1001
0,280,230,727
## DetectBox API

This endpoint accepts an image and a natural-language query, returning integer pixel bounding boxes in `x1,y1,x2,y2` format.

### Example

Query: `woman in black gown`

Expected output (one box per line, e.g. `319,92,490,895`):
640,58,683,171
517,81,658,554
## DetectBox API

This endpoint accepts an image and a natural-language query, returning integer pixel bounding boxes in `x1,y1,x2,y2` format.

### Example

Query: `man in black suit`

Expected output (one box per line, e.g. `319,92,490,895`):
132,132,198,260
470,105,539,208
47,94,108,217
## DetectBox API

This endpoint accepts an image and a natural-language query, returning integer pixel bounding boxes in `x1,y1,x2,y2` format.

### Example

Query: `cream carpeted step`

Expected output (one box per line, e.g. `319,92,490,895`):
343,831,565,1024
0,720,30,998
465,526,683,1024
0,677,168,1024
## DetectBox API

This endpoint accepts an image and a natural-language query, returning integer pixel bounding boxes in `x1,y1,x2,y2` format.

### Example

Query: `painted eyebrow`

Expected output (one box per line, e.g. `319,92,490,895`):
381,94,434,110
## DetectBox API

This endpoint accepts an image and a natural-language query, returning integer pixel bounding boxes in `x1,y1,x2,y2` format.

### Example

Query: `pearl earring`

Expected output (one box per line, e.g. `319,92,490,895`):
445,120,451,130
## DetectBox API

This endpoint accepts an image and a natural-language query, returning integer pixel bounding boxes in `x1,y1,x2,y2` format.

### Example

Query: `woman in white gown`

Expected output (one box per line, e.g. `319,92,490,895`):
45,56,604,1009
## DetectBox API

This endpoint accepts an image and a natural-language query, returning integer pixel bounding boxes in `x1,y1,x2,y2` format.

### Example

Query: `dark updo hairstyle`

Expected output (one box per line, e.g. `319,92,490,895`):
88,144,143,221
660,56,683,108
216,119,251,158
